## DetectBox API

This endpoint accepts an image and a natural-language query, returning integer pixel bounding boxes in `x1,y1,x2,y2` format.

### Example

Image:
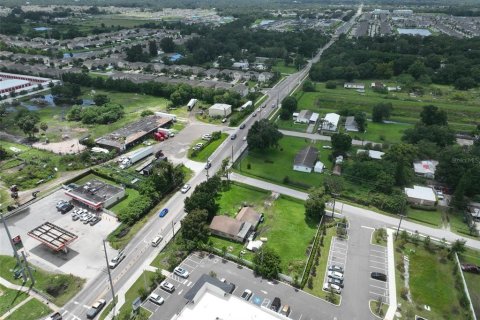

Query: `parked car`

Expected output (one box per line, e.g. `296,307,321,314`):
323,283,341,294
252,112,257,117
59,203,73,214
328,277,344,288
72,212,81,221
174,266,189,278
46,312,63,320
461,264,480,274
270,297,281,312
202,134,212,140
84,215,94,224
56,200,68,210
239,124,246,129
328,265,344,273
280,305,291,316
161,281,175,292
180,184,191,194
371,272,387,281
86,299,106,319
159,208,169,218
241,289,252,301
89,216,101,226
205,161,212,170
149,293,164,305
327,271,344,281
109,251,126,269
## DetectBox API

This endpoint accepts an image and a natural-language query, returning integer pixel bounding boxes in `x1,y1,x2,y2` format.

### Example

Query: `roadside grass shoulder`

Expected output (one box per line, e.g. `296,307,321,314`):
369,299,389,318
0,284,29,316
406,208,444,228
458,248,480,318
188,133,228,162
116,271,156,319
0,255,85,307
4,297,51,320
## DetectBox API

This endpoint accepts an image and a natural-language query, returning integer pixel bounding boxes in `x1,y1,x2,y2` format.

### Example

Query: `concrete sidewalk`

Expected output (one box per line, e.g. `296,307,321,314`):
385,229,397,320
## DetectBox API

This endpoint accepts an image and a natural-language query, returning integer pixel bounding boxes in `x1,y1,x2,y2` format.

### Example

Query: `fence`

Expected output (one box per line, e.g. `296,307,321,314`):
300,215,324,288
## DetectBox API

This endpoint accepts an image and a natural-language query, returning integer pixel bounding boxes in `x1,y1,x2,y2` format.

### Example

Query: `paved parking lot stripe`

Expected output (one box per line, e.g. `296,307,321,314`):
182,262,197,269
369,258,387,264
370,248,386,254
370,265,387,270
369,284,388,290
361,225,375,230
369,291,388,297
178,289,183,295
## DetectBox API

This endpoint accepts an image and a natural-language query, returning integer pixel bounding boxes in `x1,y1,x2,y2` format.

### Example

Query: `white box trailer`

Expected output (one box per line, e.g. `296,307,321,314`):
187,98,197,110
120,146,153,169
154,111,177,122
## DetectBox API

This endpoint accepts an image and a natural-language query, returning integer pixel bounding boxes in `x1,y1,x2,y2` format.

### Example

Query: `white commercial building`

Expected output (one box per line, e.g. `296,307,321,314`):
208,103,232,117
404,185,436,206
320,113,340,132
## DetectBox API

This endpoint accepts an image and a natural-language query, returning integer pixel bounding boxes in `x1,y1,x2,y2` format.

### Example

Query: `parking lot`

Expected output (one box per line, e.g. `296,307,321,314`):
368,243,389,304
0,189,119,282
324,236,348,292
145,252,341,320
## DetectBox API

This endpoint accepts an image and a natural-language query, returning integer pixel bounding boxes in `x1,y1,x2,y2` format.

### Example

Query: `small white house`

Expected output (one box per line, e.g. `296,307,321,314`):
404,185,436,206
344,82,365,90
314,161,325,173
345,116,359,132
208,103,232,117
357,149,385,160
293,146,318,173
320,113,340,132
296,110,320,124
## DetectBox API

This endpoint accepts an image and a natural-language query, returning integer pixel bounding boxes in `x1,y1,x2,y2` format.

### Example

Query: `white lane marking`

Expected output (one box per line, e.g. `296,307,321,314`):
178,289,184,295
370,248,386,254
187,281,192,287
261,290,268,295
62,310,68,316
361,226,375,230
369,284,388,290
369,291,388,297
370,265,386,270
369,258,387,264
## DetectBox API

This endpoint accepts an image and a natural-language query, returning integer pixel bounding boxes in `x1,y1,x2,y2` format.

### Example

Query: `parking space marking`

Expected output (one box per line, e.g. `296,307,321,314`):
369,258,387,264
370,265,386,270
181,261,197,270
370,248,386,254
369,291,388,297
369,284,388,290
186,281,192,287
261,298,271,308
178,289,183,295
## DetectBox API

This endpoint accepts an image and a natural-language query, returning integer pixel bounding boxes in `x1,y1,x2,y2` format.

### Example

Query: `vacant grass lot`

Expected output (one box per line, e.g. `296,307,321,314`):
394,242,472,319
347,120,411,144
294,82,479,131
235,136,332,189
210,183,316,277
406,207,444,228
275,117,309,132
188,133,228,162
459,249,480,318
448,211,477,238
0,284,29,316
272,61,297,74
0,256,85,306
116,271,155,319
4,297,52,320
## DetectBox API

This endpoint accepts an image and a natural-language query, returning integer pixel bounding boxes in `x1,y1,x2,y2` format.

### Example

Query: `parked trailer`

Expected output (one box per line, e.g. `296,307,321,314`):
119,146,153,169
187,98,198,111
240,100,252,110
154,112,177,122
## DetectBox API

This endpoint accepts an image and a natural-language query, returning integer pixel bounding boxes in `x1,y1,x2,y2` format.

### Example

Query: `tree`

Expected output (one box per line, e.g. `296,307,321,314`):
454,77,476,90
181,209,209,245
420,105,448,126
15,110,39,138
247,119,283,151
40,122,48,133
451,172,470,210
354,111,367,132
331,133,352,155
325,81,336,89
160,37,176,53
253,247,282,280
372,103,392,123
402,124,455,147
450,239,466,255
323,175,343,195
148,40,158,57
305,187,329,221
302,80,315,92
93,94,110,106
279,96,297,120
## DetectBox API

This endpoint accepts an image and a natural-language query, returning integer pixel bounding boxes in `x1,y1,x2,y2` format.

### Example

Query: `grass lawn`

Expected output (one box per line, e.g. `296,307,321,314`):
0,284,29,316
347,120,411,144
304,220,340,303
369,299,389,318
272,61,297,74
459,249,480,318
393,241,472,319
210,183,316,277
188,133,228,162
235,136,332,190
116,271,155,319
406,207,444,228
448,211,477,238
109,188,141,214
371,228,387,247
0,255,85,306
275,117,309,133
4,297,52,320
294,82,479,130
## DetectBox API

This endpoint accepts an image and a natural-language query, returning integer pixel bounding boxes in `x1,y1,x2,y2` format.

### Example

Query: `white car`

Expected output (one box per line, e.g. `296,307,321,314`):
174,267,189,278
180,184,191,194
323,283,341,294
109,251,126,269
161,281,175,292
149,293,164,305
202,134,211,140
328,271,344,281
195,143,204,148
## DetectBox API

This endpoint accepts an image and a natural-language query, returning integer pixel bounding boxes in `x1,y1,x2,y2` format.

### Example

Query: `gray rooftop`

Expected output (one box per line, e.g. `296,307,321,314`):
184,274,235,303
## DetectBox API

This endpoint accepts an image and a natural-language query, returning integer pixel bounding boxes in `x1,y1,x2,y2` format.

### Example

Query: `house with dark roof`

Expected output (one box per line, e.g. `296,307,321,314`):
293,146,318,173
209,216,252,242
344,116,359,132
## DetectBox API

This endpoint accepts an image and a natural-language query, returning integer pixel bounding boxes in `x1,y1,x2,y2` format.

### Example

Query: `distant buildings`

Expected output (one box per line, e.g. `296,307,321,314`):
208,103,232,117
0,72,55,97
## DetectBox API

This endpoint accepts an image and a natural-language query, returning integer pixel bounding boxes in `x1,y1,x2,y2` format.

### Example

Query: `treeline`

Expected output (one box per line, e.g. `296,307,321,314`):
61,73,245,107
310,35,480,90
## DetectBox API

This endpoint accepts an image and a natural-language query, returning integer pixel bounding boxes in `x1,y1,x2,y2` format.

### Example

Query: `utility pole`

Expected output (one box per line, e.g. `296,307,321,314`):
1,213,27,282
103,240,116,319
395,202,407,240
21,251,35,286
172,221,175,239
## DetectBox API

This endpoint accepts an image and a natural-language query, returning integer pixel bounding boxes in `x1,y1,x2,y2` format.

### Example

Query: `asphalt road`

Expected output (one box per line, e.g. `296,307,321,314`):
58,9,363,320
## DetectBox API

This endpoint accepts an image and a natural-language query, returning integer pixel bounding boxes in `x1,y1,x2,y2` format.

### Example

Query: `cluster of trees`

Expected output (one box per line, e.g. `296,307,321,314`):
67,103,124,124
246,119,283,150
125,42,161,62
51,83,82,105
372,103,393,123
279,96,297,120
118,161,185,224
15,109,40,139
61,72,245,108
310,35,480,90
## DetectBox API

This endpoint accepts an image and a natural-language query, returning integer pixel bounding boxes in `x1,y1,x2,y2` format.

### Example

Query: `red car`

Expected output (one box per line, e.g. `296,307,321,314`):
461,264,480,274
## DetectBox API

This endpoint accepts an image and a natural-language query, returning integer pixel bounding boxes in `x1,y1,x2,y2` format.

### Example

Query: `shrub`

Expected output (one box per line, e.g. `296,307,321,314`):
400,287,409,300
325,81,336,89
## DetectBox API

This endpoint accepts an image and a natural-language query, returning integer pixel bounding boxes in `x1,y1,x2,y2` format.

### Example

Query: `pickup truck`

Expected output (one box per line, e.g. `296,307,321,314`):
86,299,106,319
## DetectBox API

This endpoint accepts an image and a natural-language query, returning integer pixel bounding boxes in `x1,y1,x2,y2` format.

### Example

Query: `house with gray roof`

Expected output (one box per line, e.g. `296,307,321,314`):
293,146,319,173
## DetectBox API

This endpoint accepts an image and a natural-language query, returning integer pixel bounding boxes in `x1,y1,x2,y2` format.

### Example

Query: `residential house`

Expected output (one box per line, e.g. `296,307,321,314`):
320,113,340,132
209,216,252,242
371,82,385,89
404,185,436,206
236,207,262,230
413,160,439,179
258,72,273,82
232,83,249,97
232,61,249,70
314,161,325,173
356,149,385,160
344,116,359,132
205,68,220,79
295,110,319,124
208,103,232,117
293,146,318,173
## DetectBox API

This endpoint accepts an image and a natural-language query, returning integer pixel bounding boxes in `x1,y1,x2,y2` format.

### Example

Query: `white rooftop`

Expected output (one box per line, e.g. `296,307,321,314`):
404,185,436,202
413,160,438,175
209,103,232,110
176,288,282,320
0,79,30,91
357,149,385,160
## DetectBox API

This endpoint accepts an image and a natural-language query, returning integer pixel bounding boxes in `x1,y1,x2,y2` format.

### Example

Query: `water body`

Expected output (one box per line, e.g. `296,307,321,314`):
397,28,432,36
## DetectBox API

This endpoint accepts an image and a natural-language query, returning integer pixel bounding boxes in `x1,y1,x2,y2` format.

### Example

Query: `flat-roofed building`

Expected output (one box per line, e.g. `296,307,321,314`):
404,185,436,207
65,179,125,210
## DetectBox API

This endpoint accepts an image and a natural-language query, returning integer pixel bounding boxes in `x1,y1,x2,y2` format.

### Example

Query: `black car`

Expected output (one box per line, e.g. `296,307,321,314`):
239,124,246,129
270,297,281,312
205,162,212,170
328,277,344,288
371,272,387,281
59,203,74,214
46,312,62,320
231,134,237,140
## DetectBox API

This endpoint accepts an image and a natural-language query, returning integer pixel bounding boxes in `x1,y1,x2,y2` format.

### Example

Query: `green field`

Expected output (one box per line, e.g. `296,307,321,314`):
459,249,480,318
275,117,309,133
394,241,472,319
0,284,29,316
188,133,228,162
348,120,411,144
4,298,52,320
210,183,316,277
406,208,444,228
294,81,479,131
0,256,85,306
272,61,297,74
235,136,332,189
